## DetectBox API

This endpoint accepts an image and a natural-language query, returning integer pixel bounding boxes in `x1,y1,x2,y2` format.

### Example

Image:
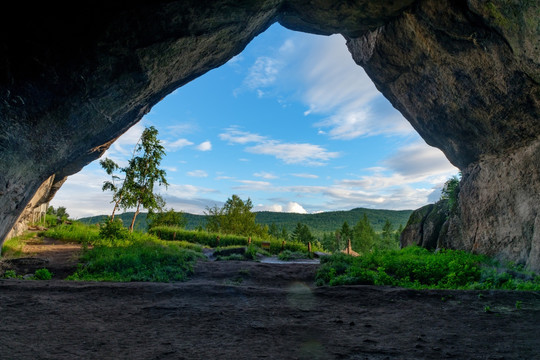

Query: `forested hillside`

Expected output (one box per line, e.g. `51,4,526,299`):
79,207,412,238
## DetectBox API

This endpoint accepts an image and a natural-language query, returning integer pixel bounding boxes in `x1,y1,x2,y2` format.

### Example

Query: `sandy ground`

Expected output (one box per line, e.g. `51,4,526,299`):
0,238,539,359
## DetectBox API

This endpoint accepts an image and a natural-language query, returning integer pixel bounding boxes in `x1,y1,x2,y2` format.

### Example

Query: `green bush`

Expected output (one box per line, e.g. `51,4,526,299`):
1,270,22,279
278,250,310,261
316,246,540,290
99,218,129,240
33,268,53,280
43,222,100,244
68,240,204,282
149,226,321,254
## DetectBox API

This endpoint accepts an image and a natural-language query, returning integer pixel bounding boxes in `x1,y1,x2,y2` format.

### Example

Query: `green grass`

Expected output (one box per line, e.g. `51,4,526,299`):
42,221,204,282
43,221,100,244
149,226,322,254
316,246,540,290
1,232,38,258
68,239,204,282
277,250,311,261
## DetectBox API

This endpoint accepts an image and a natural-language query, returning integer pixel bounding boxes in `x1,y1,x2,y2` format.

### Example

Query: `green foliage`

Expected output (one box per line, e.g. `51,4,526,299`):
68,239,203,282
33,268,53,280
122,126,169,230
149,226,321,254
316,246,540,290
99,218,129,240
100,126,168,230
79,207,413,237
441,175,460,213
1,233,33,258
291,222,314,245
1,270,22,279
44,222,100,244
352,214,377,254
148,208,187,230
46,206,69,220
277,250,310,261
205,195,267,237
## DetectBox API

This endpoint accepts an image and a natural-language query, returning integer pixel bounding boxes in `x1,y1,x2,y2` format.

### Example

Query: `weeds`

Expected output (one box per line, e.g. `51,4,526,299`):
316,246,540,290
33,268,53,280
149,226,322,254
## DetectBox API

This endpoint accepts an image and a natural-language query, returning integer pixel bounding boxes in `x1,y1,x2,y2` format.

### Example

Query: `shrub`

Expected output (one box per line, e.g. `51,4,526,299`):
315,246,539,290
278,250,310,261
33,268,53,280
99,218,130,240
1,270,22,279
44,222,100,244
68,240,204,282
149,226,322,254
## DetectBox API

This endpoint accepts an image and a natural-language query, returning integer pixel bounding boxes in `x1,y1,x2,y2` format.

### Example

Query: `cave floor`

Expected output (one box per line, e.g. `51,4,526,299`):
1,256,539,359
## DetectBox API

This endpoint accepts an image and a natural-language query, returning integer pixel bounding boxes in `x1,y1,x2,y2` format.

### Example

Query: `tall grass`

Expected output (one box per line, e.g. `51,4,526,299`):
149,226,323,254
316,246,540,290
43,222,100,244
43,221,204,282
68,240,204,282
1,232,37,258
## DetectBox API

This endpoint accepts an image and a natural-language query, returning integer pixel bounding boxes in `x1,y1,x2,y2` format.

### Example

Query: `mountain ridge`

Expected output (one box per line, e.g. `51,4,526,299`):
78,207,413,237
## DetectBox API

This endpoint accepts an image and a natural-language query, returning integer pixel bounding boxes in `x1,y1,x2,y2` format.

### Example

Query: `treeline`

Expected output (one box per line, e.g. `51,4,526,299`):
79,207,412,240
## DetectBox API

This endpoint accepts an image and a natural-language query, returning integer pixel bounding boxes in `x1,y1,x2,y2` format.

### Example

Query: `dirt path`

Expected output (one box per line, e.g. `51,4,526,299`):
1,235,83,279
1,238,539,359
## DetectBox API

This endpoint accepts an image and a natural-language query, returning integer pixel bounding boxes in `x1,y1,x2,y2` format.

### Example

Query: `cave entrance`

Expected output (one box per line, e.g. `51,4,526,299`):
50,24,457,222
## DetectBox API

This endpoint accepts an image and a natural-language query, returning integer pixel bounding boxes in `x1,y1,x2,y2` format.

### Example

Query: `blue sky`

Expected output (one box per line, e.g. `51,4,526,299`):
51,24,458,219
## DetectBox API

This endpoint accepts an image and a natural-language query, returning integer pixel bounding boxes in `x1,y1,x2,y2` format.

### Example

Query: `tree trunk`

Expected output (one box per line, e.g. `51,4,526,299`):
129,202,141,232
111,202,119,221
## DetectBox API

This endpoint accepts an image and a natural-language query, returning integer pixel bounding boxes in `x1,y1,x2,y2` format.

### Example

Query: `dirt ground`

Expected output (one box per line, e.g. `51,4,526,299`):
1,237,539,359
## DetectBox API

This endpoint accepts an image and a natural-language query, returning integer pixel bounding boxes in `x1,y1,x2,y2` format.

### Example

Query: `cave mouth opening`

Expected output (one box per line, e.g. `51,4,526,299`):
50,23,457,222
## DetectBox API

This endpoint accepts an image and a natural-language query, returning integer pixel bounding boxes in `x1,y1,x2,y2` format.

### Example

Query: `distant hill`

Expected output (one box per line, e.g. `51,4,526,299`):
79,207,413,238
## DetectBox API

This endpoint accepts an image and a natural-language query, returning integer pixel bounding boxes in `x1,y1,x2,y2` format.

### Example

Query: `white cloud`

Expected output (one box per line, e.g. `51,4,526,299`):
246,141,339,166
219,126,266,144
291,173,319,179
279,38,295,53
384,141,458,178
254,201,307,214
196,141,212,151
294,34,415,139
244,56,282,89
187,170,208,178
254,171,278,179
234,180,273,191
165,138,194,151
284,201,307,213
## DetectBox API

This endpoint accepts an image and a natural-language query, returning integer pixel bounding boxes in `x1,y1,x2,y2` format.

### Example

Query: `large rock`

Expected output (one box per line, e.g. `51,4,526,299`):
400,200,449,250
0,1,539,270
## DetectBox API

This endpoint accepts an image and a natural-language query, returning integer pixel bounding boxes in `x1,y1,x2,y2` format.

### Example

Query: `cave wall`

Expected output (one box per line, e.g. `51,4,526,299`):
1,0,539,270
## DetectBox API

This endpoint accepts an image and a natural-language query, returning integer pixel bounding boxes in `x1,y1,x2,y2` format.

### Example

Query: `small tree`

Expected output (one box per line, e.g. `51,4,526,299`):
352,214,376,254
441,175,461,213
204,195,267,237
379,219,398,250
291,222,314,245
100,157,124,220
148,208,187,230
123,126,168,231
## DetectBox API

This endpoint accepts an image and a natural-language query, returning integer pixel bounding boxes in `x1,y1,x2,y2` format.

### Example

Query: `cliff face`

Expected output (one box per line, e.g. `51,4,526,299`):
0,1,538,269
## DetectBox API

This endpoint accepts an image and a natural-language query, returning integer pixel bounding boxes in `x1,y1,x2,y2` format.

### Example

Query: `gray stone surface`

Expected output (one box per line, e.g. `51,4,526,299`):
0,1,538,270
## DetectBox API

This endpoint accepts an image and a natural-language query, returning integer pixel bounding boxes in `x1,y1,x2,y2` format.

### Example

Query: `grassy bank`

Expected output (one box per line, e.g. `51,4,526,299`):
316,246,540,290
149,226,322,254
43,222,204,282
